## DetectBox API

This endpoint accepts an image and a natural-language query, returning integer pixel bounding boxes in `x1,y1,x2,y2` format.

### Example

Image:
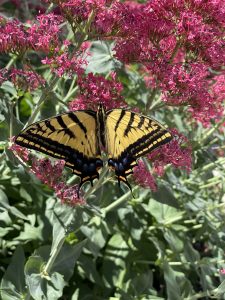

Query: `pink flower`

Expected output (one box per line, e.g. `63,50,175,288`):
0,19,28,54
0,13,63,55
31,158,65,188
9,68,45,91
42,49,85,77
133,160,157,192
54,182,86,206
9,139,30,162
27,13,63,53
69,72,127,111
148,129,192,175
220,269,225,275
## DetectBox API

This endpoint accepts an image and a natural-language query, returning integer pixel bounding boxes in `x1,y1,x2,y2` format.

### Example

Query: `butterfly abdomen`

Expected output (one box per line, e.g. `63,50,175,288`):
96,104,107,148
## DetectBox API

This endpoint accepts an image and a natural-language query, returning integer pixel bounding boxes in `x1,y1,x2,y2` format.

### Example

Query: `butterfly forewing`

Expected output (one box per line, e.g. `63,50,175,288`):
15,111,103,187
105,109,172,189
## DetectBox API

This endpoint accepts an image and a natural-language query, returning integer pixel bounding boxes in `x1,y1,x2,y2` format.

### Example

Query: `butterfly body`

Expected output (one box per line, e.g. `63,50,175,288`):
15,105,172,192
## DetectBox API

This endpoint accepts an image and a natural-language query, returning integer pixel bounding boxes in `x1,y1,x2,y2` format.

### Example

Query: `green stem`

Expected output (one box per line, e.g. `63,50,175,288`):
200,115,225,145
199,180,223,189
102,186,138,214
25,77,59,127
5,55,17,70
63,86,78,103
43,235,66,275
83,9,96,36
85,166,109,199
9,102,15,139
183,157,225,185
146,88,158,113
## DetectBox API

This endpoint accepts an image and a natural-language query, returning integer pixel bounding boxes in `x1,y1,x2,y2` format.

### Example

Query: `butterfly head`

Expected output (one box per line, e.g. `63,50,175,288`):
97,103,106,115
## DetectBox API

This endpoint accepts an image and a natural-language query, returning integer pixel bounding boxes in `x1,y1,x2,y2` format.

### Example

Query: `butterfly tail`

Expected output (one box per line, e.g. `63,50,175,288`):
117,175,135,198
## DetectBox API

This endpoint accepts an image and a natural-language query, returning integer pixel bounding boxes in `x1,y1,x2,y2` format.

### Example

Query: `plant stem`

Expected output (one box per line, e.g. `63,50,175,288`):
102,186,138,214
85,166,109,199
5,55,17,69
43,235,66,275
9,102,15,139
200,116,225,145
25,76,59,127
146,88,158,113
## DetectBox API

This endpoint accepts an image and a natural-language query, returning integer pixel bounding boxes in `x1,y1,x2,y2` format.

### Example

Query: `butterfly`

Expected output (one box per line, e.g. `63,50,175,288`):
15,104,172,193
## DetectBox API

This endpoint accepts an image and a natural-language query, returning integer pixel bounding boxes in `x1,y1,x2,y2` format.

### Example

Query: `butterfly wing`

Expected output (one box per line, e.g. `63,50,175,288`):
105,109,172,190
15,111,103,187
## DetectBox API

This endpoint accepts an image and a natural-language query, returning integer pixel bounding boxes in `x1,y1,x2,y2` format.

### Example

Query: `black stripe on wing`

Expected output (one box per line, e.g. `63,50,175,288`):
15,110,103,190
56,115,75,138
108,128,172,193
124,112,135,137
114,110,126,132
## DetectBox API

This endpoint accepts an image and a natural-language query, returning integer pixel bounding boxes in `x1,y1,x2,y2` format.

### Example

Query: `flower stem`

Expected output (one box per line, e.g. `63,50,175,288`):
43,235,66,276
102,186,138,214
25,76,59,127
5,54,17,69
200,116,225,145
85,165,109,199
146,88,158,113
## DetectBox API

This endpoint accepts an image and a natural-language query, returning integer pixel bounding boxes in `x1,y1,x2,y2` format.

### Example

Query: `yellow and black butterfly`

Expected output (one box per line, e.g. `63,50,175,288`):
15,105,172,192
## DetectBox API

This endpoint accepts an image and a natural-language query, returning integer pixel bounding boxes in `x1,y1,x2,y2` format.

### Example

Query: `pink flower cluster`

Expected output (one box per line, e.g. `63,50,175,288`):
55,182,86,206
0,13,63,55
69,72,127,111
87,0,225,125
31,158,85,206
148,129,192,176
133,161,157,192
10,143,85,206
41,40,86,77
9,68,46,91
1,1,224,125
9,141,30,162
133,129,192,191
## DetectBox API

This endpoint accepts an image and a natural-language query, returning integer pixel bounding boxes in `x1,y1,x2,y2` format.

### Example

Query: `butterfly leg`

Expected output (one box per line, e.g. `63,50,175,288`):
108,157,137,197
72,158,103,197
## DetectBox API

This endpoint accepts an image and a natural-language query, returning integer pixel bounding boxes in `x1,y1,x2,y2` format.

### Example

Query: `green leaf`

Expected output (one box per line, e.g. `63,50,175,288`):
81,216,109,258
163,261,181,300
148,199,184,225
0,189,28,220
86,41,120,74
164,229,184,252
215,280,225,298
24,240,86,300
50,203,89,258
1,245,26,300
0,81,17,97
153,183,179,208
102,233,129,288
25,247,65,300
52,239,87,282
16,222,43,241
129,270,153,295
78,253,102,285
117,206,143,241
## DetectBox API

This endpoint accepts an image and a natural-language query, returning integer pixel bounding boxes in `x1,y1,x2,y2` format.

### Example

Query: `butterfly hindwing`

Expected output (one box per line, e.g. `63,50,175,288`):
15,111,103,187
105,109,172,189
